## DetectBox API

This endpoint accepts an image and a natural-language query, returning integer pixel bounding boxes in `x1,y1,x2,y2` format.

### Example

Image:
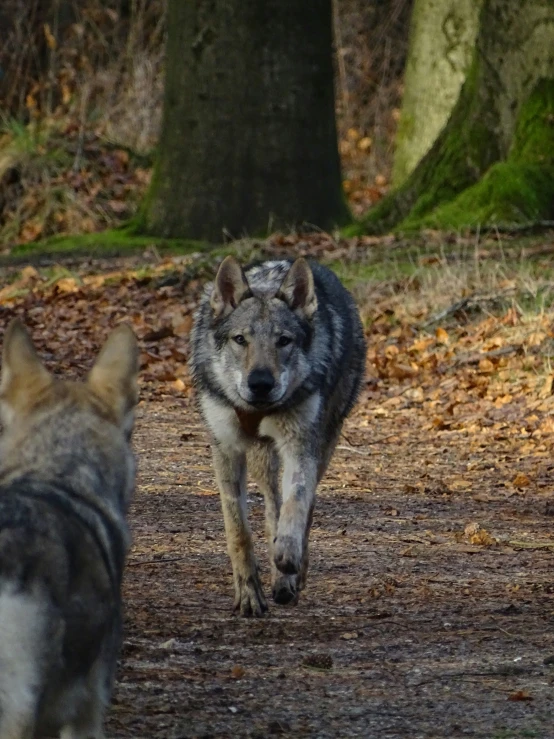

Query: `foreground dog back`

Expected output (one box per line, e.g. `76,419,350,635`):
191,257,366,616
0,319,138,739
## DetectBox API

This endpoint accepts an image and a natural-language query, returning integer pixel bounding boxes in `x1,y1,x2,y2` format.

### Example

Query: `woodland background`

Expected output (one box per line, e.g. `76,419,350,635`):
0,0,410,245
1,3,554,736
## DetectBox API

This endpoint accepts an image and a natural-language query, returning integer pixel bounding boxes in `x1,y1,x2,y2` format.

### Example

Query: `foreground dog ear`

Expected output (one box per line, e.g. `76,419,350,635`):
88,324,139,427
210,256,250,318
0,319,52,424
278,258,317,319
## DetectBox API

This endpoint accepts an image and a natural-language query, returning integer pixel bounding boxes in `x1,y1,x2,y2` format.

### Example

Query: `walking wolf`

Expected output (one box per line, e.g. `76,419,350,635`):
191,257,366,616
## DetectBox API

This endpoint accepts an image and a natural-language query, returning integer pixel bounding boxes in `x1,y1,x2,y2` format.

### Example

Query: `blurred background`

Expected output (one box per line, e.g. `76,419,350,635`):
0,0,412,245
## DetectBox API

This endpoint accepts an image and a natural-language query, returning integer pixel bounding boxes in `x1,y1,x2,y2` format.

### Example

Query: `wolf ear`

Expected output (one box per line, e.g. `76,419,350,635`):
0,319,52,424
278,258,317,319
88,324,139,428
210,256,250,318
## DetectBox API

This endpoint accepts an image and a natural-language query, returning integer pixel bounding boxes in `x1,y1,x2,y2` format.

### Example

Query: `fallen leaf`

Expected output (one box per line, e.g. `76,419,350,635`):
20,265,41,285
435,327,449,345
470,529,497,547
512,473,531,488
478,358,495,373
53,277,80,294
508,690,533,702
464,522,481,537
450,478,472,492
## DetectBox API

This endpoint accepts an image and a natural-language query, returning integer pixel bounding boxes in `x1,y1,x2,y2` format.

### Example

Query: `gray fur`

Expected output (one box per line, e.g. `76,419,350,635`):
0,319,139,739
190,257,366,616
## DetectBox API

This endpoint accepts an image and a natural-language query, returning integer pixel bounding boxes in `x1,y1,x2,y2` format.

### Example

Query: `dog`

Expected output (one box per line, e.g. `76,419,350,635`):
0,319,138,739
190,256,366,616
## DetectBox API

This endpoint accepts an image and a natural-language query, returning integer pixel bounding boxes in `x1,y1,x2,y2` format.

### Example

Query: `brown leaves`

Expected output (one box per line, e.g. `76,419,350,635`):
463,523,497,547
512,473,531,488
0,124,150,246
507,690,533,702
435,327,449,345
231,665,245,679
0,257,200,400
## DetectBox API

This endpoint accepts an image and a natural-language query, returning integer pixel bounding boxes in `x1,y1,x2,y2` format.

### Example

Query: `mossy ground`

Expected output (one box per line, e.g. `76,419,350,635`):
3,227,210,265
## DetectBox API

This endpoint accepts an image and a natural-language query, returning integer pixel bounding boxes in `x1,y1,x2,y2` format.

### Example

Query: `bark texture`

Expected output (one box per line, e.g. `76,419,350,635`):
359,0,554,234
143,0,348,241
393,0,483,187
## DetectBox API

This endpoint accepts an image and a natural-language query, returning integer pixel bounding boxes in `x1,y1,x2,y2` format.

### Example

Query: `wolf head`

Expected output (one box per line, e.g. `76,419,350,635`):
0,319,139,430
0,319,139,501
208,256,318,410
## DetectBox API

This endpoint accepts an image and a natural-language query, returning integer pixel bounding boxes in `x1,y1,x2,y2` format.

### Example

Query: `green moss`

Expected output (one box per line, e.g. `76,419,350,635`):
354,43,554,237
402,78,554,230
354,54,500,235
5,227,210,265
406,162,554,229
391,112,416,187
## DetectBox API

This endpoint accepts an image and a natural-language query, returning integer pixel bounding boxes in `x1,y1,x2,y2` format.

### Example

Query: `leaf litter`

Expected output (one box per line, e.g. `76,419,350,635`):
0,239,553,736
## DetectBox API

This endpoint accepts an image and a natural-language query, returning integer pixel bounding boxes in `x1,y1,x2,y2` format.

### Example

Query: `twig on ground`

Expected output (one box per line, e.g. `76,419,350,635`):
453,345,520,367
422,290,517,328
507,540,554,550
128,556,188,566
337,432,401,455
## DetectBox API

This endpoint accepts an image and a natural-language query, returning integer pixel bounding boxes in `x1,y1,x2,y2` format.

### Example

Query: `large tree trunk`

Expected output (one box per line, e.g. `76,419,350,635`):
392,0,483,187
142,0,348,242
358,0,554,234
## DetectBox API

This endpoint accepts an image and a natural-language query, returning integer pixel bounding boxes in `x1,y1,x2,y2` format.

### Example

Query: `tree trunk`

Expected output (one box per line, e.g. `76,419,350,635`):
358,0,554,234
142,0,348,242
392,0,483,187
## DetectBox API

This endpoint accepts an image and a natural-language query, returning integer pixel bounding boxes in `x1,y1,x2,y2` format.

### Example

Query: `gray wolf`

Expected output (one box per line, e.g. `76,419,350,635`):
190,256,366,616
0,319,139,739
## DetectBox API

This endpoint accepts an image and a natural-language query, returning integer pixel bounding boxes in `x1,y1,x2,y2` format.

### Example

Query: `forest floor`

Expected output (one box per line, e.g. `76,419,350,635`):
2,231,554,738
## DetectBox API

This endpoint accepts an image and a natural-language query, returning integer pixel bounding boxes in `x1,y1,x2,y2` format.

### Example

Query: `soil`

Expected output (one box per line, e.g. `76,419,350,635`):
109,396,554,739
2,250,553,739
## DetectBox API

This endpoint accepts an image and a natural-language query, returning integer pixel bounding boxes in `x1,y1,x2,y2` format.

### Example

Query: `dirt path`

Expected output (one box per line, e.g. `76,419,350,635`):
1,251,554,738
109,397,554,739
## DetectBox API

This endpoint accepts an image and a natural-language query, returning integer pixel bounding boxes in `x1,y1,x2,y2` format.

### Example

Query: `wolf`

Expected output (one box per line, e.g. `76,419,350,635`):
190,256,366,616
0,319,139,739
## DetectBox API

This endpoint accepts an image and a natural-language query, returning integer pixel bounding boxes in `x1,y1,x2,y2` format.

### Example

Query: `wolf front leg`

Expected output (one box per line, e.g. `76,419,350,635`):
212,444,267,617
274,449,318,581
248,444,298,606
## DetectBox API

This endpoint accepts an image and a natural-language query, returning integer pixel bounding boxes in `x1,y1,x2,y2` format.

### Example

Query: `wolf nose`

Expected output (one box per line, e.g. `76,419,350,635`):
248,368,275,398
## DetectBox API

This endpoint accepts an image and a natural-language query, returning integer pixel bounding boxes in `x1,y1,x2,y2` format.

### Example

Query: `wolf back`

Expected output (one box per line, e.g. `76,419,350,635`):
0,320,138,739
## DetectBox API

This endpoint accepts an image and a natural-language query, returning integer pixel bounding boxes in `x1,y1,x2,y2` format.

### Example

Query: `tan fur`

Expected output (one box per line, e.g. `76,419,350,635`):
277,257,317,319
191,258,366,616
0,319,139,739
210,256,250,319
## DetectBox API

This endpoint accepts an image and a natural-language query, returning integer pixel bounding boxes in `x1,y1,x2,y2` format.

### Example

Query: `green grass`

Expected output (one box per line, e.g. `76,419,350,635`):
4,227,211,264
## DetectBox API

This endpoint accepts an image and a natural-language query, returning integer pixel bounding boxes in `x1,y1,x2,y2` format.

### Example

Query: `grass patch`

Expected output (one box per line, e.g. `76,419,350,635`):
4,228,210,265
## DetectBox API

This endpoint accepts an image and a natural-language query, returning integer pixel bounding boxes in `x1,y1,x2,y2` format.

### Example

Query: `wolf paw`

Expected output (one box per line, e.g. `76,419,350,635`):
274,535,302,575
272,574,299,606
234,572,268,617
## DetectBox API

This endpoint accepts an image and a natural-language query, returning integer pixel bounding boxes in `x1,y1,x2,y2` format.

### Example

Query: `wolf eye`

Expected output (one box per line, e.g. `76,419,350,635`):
277,335,292,347
233,334,246,345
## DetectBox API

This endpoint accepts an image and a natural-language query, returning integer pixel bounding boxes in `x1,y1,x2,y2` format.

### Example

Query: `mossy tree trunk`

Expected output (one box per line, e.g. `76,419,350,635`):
392,0,483,187
142,0,348,242
360,0,554,234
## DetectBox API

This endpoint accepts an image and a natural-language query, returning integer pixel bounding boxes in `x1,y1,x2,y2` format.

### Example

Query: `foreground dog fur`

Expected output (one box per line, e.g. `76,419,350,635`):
0,319,138,739
191,257,366,616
